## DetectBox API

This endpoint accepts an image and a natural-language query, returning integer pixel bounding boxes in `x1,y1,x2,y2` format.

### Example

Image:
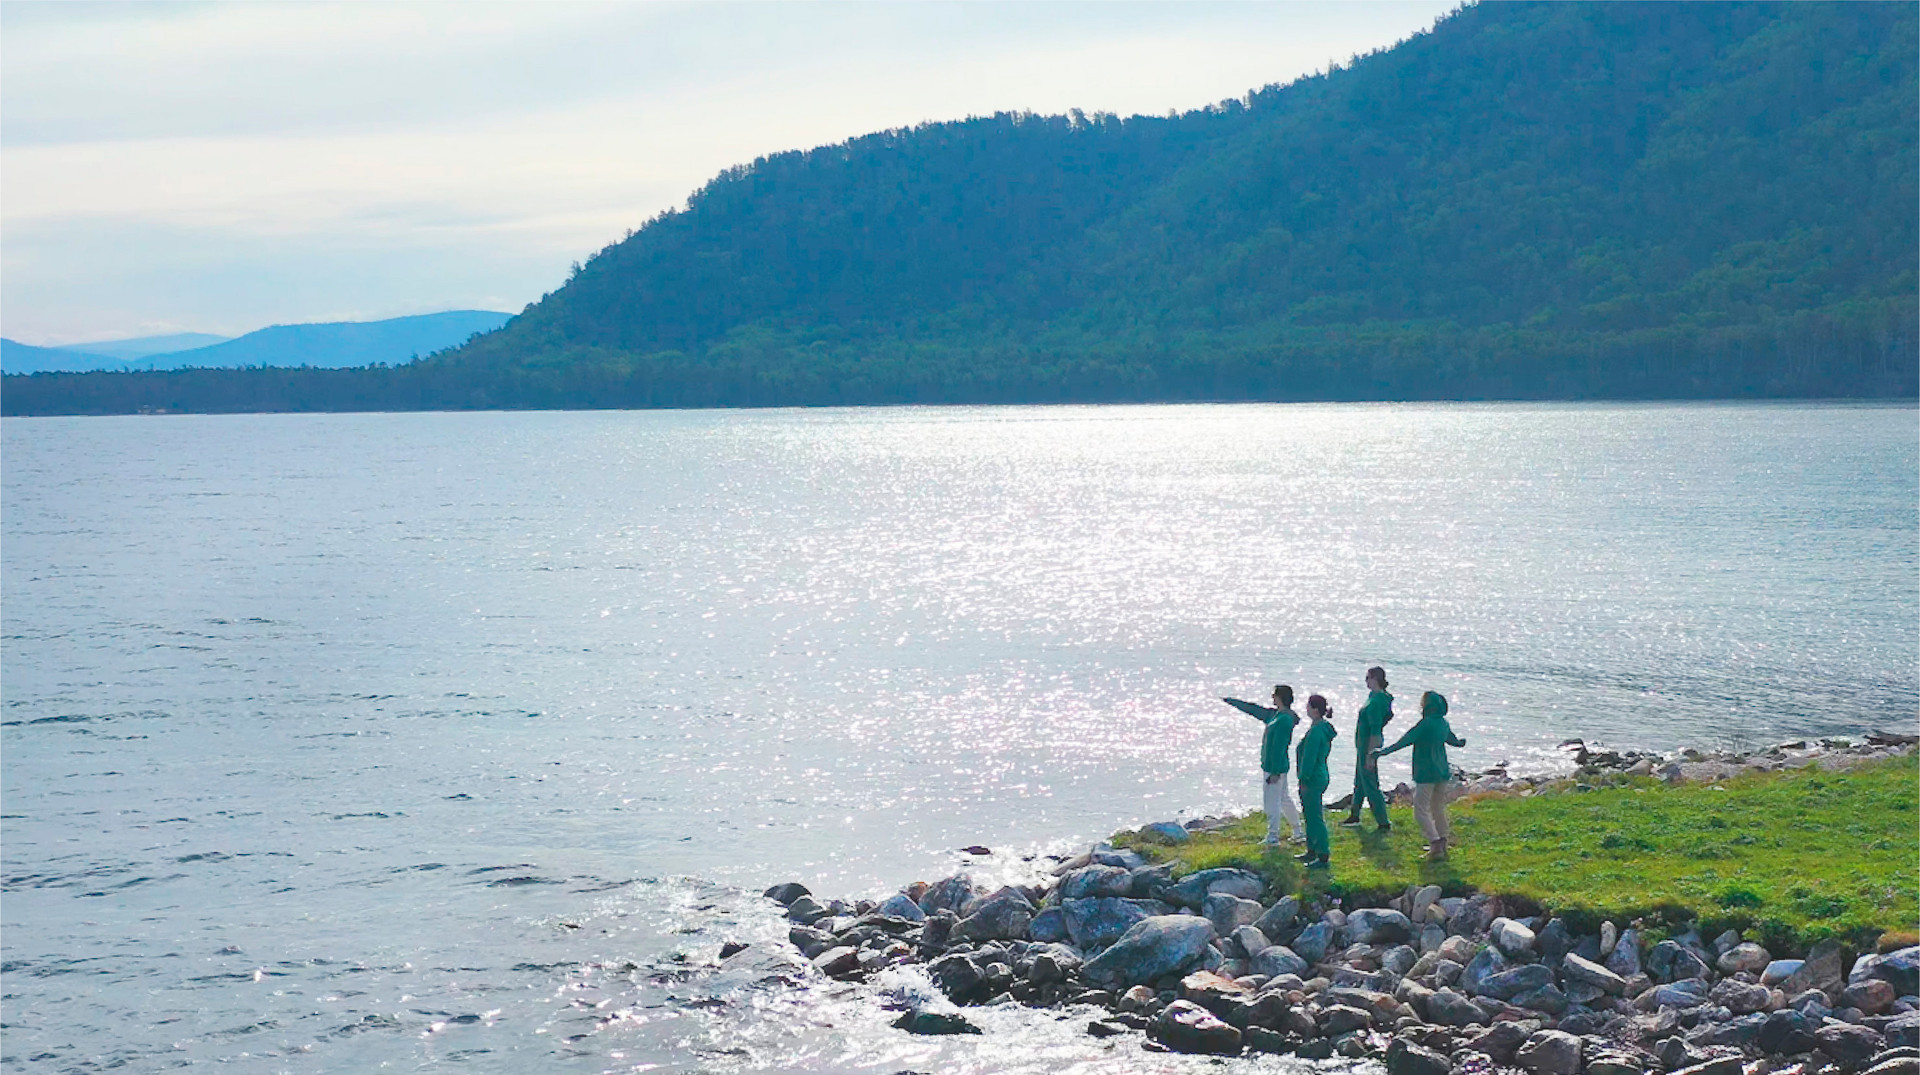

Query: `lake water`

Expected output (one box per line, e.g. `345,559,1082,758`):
3,402,1915,1072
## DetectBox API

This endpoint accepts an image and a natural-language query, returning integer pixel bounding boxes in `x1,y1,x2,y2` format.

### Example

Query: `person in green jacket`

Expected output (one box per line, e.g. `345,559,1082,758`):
1294,694,1338,869
1374,690,1468,861
1342,666,1393,831
1222,685,1303,846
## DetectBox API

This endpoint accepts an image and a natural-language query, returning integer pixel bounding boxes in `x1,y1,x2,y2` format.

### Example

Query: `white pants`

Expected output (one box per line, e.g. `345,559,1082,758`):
1264,773,1303,839
1413,781,1452,842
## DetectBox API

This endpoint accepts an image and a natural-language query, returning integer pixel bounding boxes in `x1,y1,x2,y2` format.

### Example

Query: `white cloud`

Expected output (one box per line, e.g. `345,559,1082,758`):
1,1,1453,344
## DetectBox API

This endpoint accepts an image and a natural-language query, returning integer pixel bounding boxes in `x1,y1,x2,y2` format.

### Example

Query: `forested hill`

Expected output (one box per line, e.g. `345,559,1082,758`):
9,1,1915,416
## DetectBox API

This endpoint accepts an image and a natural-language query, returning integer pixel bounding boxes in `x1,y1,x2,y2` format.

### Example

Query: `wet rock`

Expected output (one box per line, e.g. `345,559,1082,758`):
1205,893,1265,938
1140,821,1190,844
1181,969,1252,1015
1782,940,1847,996
786,895,830,926
1059,865,1133,900
719,940,750,960
1607,929,1644,979
877,893,927,922
1564,953,1629,995
917,910,957,950
1294,921,1338,964
1515,1029,1583,1075
1845,979,1899,1015
814,946,861,978
1708,977,1773,1015
919,875,980,916
1351,908,1417,946
764,881,811,906
789,925,837,958
1296,1037,1336,1059
1082,915,1217,990
928,951,987,1004
1817,1023,1885,1065
1061,897,1149,949
1151,999,1243,1055
1245,1025,1293,1053
1480,964,1556,1002
1717,943,1771,976
1758,1009,1820,1054
1085,1018,1128,1037
1428,988,1489,1027
1492,918,1539,957
1382,1038,1450,1075
950,890,1033,943
895,1009,982,1034
1321,1003,1374,1035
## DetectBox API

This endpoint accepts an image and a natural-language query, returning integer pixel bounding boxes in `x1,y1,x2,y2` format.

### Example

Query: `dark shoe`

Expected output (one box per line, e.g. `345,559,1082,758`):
1376,822,1392,832
1338,815,1362,827
1306,856,1331,869
1295,851,1318,862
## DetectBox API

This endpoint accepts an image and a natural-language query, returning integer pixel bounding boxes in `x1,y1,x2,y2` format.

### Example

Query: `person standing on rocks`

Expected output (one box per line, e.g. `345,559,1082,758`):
1221,685,1304,846
1373,690,1467,861
1342,666,1394,831
1294,694,1338,869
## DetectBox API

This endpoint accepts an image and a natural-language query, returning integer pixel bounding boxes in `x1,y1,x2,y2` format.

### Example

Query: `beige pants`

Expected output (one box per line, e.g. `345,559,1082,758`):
1412,781,1452,842
1264,773,1303,840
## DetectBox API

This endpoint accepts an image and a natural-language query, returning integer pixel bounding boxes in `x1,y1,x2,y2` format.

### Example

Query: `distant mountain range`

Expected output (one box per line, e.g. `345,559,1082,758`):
1,311,511,376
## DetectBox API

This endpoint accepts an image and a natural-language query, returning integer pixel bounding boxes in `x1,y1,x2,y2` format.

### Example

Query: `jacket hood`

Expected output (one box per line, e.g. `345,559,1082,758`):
1423,692,1448,719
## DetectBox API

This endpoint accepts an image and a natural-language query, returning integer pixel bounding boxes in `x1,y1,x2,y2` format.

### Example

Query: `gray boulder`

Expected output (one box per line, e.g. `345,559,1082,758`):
1382,944,1419,976
1709,977,1773,1015
1204,893,1265,938
1758,1009,1820,1054
1844,978,1899,1015
1387,1037,1454,1075
1028,906,1069,943
1883,1008,1920,1049
1252,944,1309,979
1082,915,1217,990
1293,921,1337,964
1782,940,1847,996
1816,1023,1885,1065
1350,907,1416,946
1165,868,1261,909
950,890,1033,942
1652,979,1710,1008
1537,918,1573,962
1854,947,1920,997
1464,944,1513,994
1515,1029,1584,1075
1479,963,1555,1001
786,895,830,925
1471,1021,1535,1063
1061,897,1148,949
1228,924,1270,960
1090,844,1148,869
813,945,861,978
1668,1058,1744,1075
876,893,927,922
1492,917,1539,957
1648,940,1710,982
1427,988,1489,1026
1563,952,1629,995
1139,821,1190,843
764,881,811,905
1150,998,1242,1055
1761,959,1804,986
1514,984,1569,1015
1320,1003,1374,1034
1254,895,1300,941
919,875,979,915
1717,942,1770,975
1606,928,1643,978
1059,864,1134,900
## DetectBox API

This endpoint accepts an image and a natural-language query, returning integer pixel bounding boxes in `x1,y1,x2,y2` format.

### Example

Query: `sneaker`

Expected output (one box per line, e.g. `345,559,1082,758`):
1260,836,1282,848
1376,822,1393,833
1305,856,1331,869
1338,816,1362,827
1294,851,1318,862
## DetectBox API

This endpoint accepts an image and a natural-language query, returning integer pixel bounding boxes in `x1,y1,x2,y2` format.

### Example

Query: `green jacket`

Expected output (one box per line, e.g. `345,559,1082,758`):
1355,689,1393,755
1379,693,1466,784
1223,698,1299,774
1295,718,1337,788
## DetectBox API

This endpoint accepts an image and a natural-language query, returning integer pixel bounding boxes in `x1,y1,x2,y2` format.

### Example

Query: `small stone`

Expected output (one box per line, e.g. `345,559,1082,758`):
1383,944,1420,976
1513,984,1569,1015
1204,893,1266,938
1470,1020,1534,1062
1060,865,1135,900
949,891,1033,943
1564,952,1629,995
1228,924,1271,960
785,895,830,925
1254,896,1301,940
764,881,811,905
895,1009,982,1035
1086,1018,1127,1037
1759,1009,1821,1054
719,940,749,959
1464,945,1513,994
1607,929,1643,979
1293,921,1337,964
1652,980,1710,1008
1514,1029,1583,1075
959,845,992,856
1600,922,1619,957
1480,964,1556,1001
1648,940,1710,983
1151,999,1243,1055
1427,988,1488,1027
1245,1024,1293,1053
1709,977,1774,1015
813,945,861,978
1351,908,1417,946
1845,979,1899,1015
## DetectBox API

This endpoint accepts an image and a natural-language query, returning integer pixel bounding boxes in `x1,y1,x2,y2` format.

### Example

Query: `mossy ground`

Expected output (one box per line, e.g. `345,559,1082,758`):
1113,755,1920,955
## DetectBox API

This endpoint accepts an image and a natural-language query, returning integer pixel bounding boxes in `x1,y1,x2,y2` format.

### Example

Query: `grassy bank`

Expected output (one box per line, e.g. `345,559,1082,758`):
1114,755,1919,955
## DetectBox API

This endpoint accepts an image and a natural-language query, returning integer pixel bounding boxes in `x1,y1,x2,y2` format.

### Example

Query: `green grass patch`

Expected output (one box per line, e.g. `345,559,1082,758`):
1113,755,1920,955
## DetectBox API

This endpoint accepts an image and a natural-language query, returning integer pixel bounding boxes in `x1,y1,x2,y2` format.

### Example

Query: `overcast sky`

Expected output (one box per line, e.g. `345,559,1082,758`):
2,1,1454,345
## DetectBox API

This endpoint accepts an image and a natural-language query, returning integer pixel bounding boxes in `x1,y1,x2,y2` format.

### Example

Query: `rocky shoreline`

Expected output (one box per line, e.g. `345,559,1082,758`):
756,733,1919,1073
